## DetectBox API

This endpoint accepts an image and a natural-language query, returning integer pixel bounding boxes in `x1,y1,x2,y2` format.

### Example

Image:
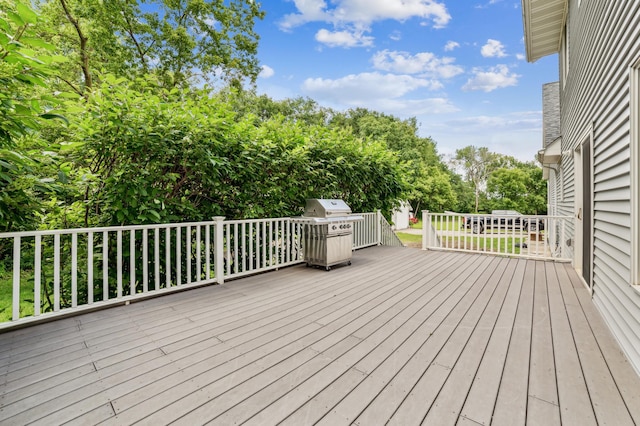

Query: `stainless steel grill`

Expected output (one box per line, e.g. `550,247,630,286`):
295,199,363,270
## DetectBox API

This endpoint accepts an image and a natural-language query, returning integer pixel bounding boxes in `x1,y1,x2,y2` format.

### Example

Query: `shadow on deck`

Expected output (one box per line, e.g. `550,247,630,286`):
1,247,639,425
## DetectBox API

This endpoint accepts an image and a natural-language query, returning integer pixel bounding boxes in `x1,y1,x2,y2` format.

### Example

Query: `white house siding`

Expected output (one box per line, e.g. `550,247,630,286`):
559,0,640,372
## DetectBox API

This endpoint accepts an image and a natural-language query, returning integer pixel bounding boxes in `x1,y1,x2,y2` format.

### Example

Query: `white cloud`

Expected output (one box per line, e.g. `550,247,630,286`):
375,97,459,115
445,112,540,130
389,30,402,41
516,53,526,60
444,41,460,51
280,0,451,32
423,111,543,162
279,0,331,30
475,0,504,9
481,39,507,58
315,28,374,48
259,65,275,79
462,64,520,92
372,50,463,79
301,72,443,105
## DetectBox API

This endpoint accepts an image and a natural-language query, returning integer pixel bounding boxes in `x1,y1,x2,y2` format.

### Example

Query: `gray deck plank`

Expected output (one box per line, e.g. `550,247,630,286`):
546,262,597,426
279,254,492,426
247,254,485,426
126,251,463,425
561,266,638,426
1,250,404,420
358,257,515,425
99,249,451,425
563,264,640,424
526,261,560,425
419,257,517,425
0,247,639,426
491,260,536,426
382,257,507,426
457,258,527,426
209,254,484,425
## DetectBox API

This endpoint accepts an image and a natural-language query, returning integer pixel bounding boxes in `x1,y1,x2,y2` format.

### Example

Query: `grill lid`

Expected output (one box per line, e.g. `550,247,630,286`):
303,199,352,218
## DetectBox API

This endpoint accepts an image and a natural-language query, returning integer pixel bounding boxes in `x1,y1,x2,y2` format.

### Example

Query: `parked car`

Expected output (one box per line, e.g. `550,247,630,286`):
463,210,545,234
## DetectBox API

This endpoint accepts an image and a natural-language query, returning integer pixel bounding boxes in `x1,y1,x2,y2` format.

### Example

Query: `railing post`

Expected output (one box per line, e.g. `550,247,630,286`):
12,237,20,321
422,210,430,250
214,216,226,284
376,210,382,246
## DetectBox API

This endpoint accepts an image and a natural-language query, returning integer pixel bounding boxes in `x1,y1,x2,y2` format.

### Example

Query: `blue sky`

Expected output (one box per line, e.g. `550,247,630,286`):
253,0,558,163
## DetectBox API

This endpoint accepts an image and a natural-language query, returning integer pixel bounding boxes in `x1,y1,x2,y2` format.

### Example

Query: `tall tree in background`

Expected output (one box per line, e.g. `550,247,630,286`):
37,0,265,94
486,163,547,214
486,168,527,211
453,145,498,212
330,108,456,213
0,0,68,230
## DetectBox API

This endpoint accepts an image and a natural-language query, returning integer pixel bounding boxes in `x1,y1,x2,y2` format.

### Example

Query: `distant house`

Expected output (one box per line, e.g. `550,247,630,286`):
523,0,640,373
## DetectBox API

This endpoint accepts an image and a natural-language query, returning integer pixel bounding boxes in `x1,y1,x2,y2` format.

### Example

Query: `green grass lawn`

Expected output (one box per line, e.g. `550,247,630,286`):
396,232,422,247
430,216,463,231
396,230,524,254
0,269,36,323
408,219,422,229
407,216,464,231
440,236,524,255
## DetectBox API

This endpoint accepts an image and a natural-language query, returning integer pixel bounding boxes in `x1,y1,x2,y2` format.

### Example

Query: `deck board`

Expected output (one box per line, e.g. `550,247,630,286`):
420,257,516,426
526,261,561,425
1,246,639,425
383,256,505,425
488,259,536,426
457,258,525,425
545,262,596,426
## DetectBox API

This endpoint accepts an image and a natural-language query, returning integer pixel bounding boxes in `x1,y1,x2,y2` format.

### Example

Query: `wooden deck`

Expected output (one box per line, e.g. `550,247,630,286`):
1,247,639,425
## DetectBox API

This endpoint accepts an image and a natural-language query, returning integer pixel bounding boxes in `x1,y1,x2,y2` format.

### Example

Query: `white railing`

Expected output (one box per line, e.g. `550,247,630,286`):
352,211,402,248
353,212,379,249
221,218,305,280
0,212,399,327
422,211,572,261
380,216,404,247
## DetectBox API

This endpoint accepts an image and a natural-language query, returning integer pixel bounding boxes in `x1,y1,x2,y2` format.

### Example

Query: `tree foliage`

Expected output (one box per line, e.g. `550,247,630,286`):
0,1,549,235
486,165,547,214
453,145,547,215
452,145,500,213
37,0,265,94
50,79,407,227
0,0,69,231
329,108,456,213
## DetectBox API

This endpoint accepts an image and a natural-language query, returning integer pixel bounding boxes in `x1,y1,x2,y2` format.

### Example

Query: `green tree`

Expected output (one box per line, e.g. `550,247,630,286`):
37,0,265,94
55,78,407,227
522,165,547,214
484,158,547,215
0,0,67,231
453,146,499,213
329,108,455,213
486,168,527,211
224,90,334,126
409,166,456,212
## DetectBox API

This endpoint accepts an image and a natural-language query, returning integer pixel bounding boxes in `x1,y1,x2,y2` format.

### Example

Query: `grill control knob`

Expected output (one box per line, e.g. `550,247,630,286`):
332,225,337,230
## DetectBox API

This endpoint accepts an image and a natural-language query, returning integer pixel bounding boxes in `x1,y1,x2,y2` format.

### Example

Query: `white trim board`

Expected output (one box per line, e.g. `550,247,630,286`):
631,59,640,286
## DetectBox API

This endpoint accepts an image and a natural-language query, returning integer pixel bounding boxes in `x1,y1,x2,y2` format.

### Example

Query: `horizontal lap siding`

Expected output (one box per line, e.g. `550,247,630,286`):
562,0,640,372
